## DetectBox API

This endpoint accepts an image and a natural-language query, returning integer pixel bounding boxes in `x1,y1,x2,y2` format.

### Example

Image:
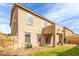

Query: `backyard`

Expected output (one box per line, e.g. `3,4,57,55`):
20,44,79,56
1,43,79,56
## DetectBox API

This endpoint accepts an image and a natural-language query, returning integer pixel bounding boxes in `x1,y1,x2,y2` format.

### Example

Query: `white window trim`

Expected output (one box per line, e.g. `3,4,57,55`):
27,13,33,26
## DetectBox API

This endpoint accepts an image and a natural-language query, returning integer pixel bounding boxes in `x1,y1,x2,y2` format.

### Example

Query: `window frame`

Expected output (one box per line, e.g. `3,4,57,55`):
27,13,33,25
24,32,31,44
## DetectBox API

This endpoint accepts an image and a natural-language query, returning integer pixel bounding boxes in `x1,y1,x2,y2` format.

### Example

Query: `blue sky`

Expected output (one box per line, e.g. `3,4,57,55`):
0,3,79,34
0,3,13,34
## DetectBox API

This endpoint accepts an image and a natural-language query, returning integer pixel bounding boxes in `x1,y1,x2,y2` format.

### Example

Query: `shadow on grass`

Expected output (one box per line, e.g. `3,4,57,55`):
57,45,79,56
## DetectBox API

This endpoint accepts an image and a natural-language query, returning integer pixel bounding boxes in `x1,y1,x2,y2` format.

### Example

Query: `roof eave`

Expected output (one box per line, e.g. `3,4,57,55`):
14,3,55,25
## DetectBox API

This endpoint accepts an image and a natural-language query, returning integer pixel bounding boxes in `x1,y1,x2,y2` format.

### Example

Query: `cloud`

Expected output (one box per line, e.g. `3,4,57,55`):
45,3,79,34
0,3,79,34
0,3,12,7
0,3,13,33
45,4,79,22
0,24,11,34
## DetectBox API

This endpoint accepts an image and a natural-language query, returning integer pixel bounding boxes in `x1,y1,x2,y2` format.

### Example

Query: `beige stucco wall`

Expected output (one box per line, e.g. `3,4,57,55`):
55,24,64,46
11,4,66,48
17,7,53,48
11,7,18,35
64,28,73,38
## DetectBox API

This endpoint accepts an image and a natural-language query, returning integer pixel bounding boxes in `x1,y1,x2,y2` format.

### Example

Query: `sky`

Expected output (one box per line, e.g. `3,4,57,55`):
0,3,79,34
0,3,13,34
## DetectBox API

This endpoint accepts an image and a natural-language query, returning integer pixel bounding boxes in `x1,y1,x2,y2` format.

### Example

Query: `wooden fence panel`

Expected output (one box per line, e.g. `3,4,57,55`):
67,36,79,44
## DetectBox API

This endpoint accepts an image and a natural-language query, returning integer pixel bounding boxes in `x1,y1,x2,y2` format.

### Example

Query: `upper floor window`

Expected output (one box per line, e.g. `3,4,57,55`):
27,13,33,25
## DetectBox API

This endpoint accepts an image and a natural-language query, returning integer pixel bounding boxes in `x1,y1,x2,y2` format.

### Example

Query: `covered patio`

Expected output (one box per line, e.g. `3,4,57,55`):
40,25,55,47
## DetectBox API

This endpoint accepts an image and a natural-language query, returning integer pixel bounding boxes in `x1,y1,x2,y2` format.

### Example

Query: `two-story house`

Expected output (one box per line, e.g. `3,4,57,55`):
10,3,64,49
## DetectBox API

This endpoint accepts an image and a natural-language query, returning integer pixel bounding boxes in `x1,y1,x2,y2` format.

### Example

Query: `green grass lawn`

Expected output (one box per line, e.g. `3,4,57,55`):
26,44,79,56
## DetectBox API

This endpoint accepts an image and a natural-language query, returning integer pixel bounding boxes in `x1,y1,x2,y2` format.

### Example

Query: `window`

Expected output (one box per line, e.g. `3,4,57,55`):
44,21,47,27
37,34,41,43
27,13,33,25
25,32,31,44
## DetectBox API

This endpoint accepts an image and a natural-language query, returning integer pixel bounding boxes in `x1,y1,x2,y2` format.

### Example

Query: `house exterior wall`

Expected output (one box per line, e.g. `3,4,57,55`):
63,27,74,43
55,24,64,46
10,4,76,49
10,6,18,49
17,7,53,48
64,28,73,38
11,7,18,35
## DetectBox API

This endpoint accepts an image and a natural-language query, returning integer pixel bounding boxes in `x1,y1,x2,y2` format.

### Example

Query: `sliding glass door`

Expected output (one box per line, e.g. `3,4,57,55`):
25,32,31,46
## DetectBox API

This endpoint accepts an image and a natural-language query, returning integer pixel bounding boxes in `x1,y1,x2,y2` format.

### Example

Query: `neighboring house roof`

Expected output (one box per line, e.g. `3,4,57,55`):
10,3,55,26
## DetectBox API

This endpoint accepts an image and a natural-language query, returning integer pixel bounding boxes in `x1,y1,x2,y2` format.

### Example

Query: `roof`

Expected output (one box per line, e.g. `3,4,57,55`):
10,3,55,26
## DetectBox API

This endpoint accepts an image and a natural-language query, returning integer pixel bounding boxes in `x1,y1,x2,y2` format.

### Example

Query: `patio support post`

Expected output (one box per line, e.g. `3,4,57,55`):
40,34,45,46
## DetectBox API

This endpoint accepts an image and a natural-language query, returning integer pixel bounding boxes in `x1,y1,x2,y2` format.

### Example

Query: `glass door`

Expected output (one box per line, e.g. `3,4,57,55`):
25,32,31,46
